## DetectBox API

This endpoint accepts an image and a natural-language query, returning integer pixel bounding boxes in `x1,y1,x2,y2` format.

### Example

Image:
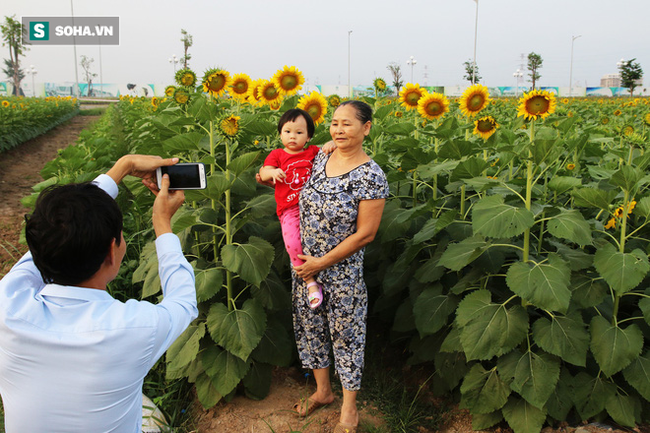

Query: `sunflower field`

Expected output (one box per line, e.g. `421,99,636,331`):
0,95,79,152
26,65,650,433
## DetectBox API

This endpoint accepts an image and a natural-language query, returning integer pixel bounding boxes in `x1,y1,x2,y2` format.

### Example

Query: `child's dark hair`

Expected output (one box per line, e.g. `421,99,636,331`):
337,100,373,124
25,182,123,285
277,108,315,138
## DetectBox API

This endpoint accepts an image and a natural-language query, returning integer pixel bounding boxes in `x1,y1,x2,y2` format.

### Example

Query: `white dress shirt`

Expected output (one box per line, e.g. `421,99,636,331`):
0,174,198,432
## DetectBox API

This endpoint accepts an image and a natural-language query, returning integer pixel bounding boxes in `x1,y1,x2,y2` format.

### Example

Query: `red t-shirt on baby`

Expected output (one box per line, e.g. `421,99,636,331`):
264,145,320,217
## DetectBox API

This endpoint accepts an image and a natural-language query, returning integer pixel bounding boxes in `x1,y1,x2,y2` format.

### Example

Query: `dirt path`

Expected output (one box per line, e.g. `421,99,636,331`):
0,114,101,275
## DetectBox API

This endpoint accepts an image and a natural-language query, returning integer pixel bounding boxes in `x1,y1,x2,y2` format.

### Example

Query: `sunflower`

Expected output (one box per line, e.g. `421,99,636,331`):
151,97,160,108
175,69,196,87
272,65,304,96
399,83,425,111
394,111,403,118
220,115,241,137
622,125,635,136
1,100,9,107
374,78,387,91
566,163,576,171
202,69,231,97
328,94,341,108
173,87,190,105
562,98,569,104
257,80,282,106
246,79,264,106
644,113,650,125
605,218,616,230
517,89,557,121
228,73,252,101
601,116,610,125
614,109,622,116
473,116,499,140
459,84,490,117
164,85,176,97
417,92,449,120
297,91,328,125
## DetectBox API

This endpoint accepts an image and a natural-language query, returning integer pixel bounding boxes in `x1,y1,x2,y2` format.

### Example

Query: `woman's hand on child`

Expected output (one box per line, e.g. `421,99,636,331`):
321,140,337,155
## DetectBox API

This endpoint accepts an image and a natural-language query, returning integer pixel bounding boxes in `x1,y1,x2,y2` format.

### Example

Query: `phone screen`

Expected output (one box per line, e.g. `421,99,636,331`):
160,164,202,189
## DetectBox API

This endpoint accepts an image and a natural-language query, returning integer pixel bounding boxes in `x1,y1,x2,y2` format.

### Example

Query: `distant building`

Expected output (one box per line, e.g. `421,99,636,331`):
600,73,643,88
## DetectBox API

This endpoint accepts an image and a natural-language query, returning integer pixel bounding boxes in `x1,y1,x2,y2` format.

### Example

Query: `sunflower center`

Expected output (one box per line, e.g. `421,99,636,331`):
406,91,421,106
477,119,495,132
208,74,226,92
306,103,322,120
263,86,278,100
233,81,248,94
181,74,194,86
525,95,550,115
280,75,297,90
468,94,485,111
425,101,442,115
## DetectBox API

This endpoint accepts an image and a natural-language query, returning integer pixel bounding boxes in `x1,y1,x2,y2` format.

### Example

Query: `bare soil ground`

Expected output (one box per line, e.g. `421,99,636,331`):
0,111,643,433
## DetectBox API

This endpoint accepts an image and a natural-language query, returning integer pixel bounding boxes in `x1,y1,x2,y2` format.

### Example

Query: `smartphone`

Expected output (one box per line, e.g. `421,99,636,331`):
156,163,207,190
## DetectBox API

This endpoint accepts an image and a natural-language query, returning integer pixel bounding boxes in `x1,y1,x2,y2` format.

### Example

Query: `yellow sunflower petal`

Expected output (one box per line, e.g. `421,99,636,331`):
229,73,252,101
516,89,557,120
399,83,425,111
297,91,328,125
417,92,449,120
459,84,490,117
472,116,499,140
272,65,305,96
202,69,231,97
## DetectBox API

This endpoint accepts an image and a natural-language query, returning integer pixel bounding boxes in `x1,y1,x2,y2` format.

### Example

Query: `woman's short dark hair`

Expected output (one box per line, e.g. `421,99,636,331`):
337,100,373,124
277,108,315,138
25,182,123,286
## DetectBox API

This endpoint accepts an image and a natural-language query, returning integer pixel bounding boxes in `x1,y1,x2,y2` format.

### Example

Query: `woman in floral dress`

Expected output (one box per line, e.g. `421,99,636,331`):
292,100,389,433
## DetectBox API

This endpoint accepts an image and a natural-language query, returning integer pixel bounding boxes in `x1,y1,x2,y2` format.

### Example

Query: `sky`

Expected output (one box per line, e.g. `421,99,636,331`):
3,0,650,90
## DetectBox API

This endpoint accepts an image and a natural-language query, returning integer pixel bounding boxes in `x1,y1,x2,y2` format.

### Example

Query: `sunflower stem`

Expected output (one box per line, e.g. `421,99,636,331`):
225,136,234,312
523,120,535,263
209,121,218,262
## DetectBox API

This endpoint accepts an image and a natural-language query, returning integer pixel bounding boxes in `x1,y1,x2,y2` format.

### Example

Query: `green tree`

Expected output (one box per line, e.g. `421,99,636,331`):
463,59,482,84
80,55,97,97
618,58,643,97
527,52,543,90
387,62,403,95
180,29,193,69
1,15,29,96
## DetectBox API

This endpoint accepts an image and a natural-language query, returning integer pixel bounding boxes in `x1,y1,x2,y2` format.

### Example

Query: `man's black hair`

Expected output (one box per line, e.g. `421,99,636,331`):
25,182,123,285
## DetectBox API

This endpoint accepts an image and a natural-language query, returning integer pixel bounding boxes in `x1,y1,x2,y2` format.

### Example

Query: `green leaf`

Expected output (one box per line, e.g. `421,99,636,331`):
460,364,510,414
623,351,650,401
413,286,458,337
594,244,650,295
450,157,489,182
195,267,223,302
472,195,534,238
207,172,233,199
171,207,199,232
503,349,561,409
195,372,222,409
438,140,474,159
571,188,616,211
505,254,571,313
572,371,616,420
227,151,261,177
546,209,592,246
633,196,650,218
162,131,205,153
639,297,650,326
546,368,574,421
245,194,277,219
605,393,639,428
201,345,250,396
221,236,275,287
502,395,547,433
207,299,267,361
547,176,582,195
379,201,413,242
590,316,643,377
610,165,643,192
439,235,489,271
251,319,293,367
570,273,608,308
456,290,528,360
532,314,589,366
243,362,273,400
166,323,206,373
412,210,456,244
472,411,503,430
384,122,416,135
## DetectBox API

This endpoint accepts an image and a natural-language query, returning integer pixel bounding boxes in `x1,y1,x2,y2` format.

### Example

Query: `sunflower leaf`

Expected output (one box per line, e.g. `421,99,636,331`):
472,194,534,238
590,316,643,377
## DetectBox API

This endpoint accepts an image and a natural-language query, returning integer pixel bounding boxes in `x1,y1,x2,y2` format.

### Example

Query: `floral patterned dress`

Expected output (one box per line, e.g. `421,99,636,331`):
292,151,389,391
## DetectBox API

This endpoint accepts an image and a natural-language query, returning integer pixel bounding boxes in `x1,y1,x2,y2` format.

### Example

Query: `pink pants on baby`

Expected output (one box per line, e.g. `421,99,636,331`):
279,205,305,267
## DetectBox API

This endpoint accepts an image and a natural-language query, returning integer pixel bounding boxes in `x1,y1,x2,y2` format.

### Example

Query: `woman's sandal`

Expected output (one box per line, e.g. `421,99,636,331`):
307,281,323,309
292,397,329,417
333,422,357,433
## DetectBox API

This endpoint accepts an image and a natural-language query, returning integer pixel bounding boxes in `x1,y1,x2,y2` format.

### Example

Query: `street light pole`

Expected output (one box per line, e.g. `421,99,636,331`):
27,65,37,97
168,54,179,76
569,35,581,97
407,56,417,83
348,30,352,98
472,0,479,84
513,69,523,98
616,58,626,96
